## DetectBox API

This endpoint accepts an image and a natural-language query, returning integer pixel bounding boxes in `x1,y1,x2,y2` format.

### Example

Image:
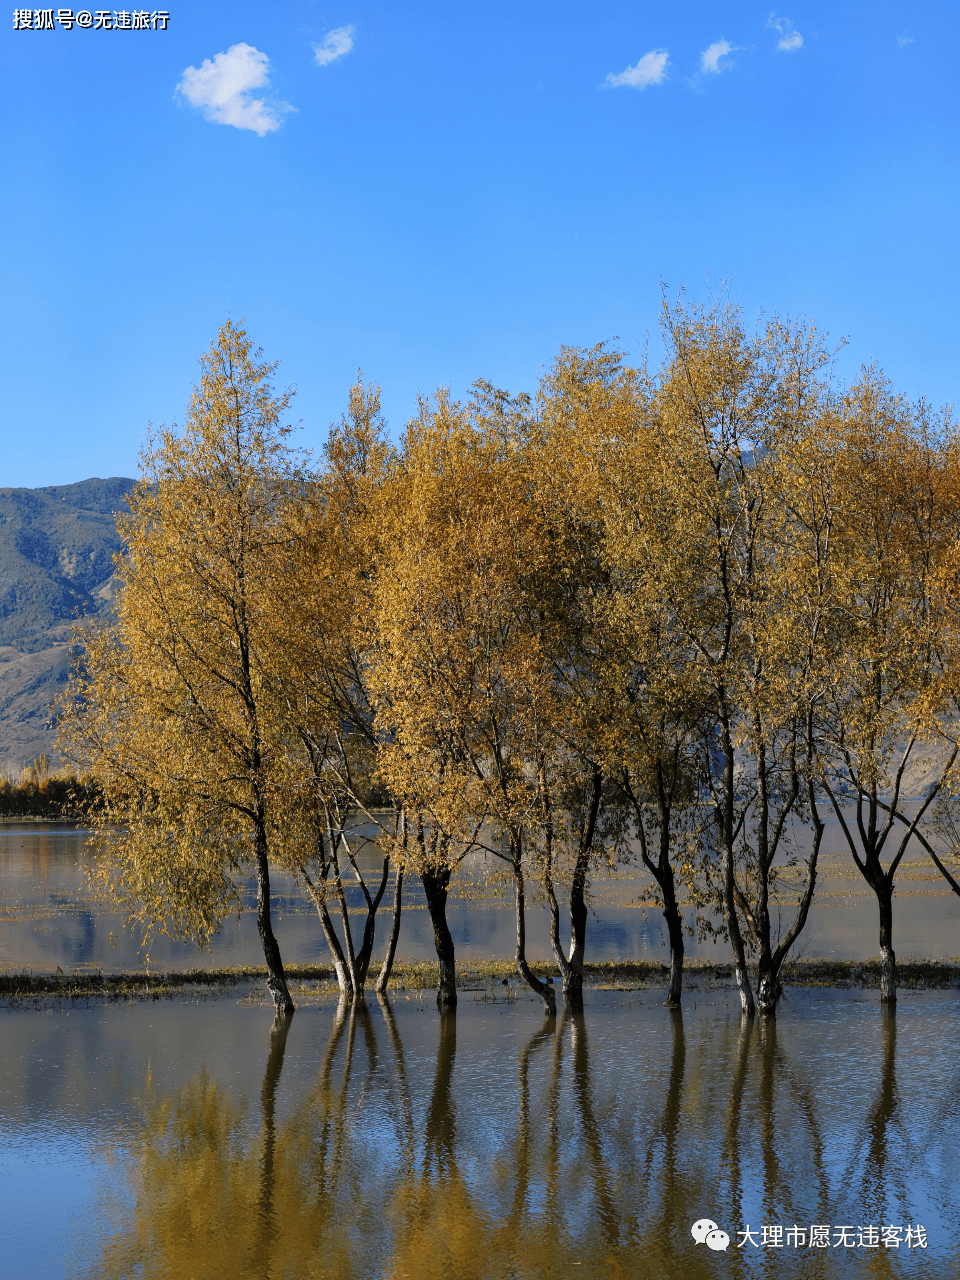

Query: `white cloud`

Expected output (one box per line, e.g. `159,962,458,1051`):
314,25,355,67
606,49,669,90
700,39,740,75
177,43,294,136
897,32,914,48
767,13,804,52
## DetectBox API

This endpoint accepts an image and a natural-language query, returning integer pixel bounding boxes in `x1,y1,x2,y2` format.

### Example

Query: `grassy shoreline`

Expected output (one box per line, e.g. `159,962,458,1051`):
2,956,960,1004
0,815,85,825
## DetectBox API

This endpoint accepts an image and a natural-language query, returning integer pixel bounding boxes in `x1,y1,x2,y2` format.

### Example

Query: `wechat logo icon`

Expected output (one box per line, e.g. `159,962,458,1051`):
692,1218,731,1251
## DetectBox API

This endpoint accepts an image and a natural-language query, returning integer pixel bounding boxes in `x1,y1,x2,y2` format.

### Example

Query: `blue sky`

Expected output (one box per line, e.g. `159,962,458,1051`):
2,2,957,488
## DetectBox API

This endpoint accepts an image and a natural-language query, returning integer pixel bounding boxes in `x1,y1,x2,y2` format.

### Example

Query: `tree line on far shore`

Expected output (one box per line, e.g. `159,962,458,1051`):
0,755,97,818
59,296,960,1017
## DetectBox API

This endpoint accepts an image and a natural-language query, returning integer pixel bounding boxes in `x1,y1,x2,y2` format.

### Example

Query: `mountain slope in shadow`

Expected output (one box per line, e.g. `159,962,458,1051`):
0,476,135,774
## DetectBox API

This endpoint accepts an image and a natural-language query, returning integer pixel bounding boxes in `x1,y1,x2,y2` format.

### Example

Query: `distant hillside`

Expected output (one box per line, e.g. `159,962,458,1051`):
0,477,135,774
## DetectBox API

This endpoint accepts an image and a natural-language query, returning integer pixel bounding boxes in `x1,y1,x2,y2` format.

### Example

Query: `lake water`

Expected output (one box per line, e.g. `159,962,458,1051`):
4,826,959,1279
1,823,958,977
1,987,958,1279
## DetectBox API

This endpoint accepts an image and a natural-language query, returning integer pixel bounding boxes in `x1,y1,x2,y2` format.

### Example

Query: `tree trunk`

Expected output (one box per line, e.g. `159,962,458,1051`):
752,733,777,1018
547,872,585,1010
565,864,588,1004
662,899,684,1006
722,835,755,1017
762,814,823,1017
254,823,294,1014
546,872,570,982
353,855,390,987
755,877,776,1016
304,871,354,999
512,843,556,1015
375,865,404,994
543,809,576,1007
562,769,602,1004
877,881,897,1005
756,970,777,1017
330,847,362,1000
421,863,457,1009
719,731,755,1018
624,772,685,1007
733,960,755,1017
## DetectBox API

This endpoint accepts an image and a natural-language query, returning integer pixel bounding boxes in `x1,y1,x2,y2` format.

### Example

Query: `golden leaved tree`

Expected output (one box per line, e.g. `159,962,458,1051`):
60,321,300,1014
372,387,580,1011
628,296,836,1015
371,393,524,1009
267,378,405,1002
815,374,960,1005
528,346,639,1003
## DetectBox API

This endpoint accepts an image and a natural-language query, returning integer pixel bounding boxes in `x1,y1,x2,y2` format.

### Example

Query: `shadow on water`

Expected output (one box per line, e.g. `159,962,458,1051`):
80,998,960,1280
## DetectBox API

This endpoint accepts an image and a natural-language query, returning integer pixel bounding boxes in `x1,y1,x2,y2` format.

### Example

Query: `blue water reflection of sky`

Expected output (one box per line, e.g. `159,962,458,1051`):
2,991,960,1278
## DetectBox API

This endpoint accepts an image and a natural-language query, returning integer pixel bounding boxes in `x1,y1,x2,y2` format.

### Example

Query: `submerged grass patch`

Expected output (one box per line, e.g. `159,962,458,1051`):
3,956,960,1005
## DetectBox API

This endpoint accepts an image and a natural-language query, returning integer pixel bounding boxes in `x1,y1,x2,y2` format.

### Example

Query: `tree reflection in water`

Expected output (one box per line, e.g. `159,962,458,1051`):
256,1012,292,1275
85,999,960,1280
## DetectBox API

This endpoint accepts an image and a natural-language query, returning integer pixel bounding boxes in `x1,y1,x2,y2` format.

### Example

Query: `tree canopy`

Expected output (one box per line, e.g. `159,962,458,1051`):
61,299,960,1014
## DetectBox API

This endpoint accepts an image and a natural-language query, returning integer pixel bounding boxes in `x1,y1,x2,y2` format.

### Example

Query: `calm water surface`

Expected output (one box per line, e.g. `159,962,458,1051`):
1,989,959,1279
2,825,959,975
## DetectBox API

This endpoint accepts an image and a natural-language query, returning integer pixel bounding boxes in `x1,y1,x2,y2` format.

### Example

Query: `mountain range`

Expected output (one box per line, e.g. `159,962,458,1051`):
0,477,135,775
